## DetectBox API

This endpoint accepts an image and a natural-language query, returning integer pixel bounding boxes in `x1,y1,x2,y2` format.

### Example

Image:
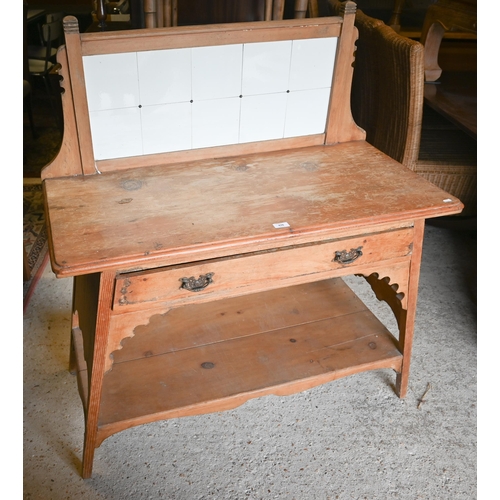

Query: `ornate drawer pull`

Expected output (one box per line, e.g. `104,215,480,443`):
333,246,363,265
179,272,214,292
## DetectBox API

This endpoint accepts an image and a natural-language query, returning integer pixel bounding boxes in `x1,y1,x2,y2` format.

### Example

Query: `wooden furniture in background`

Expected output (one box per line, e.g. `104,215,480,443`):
42,3,462,478
139,0,317,27
420,0,476,82
294,0,318,18
423,70,475,139
27,20,64,131
329,1,476,215
27,11,65,60
330,1,424,170
420,0,476,214
362,13,421,168
388,0,405,32
143,0,177,26
23,1,37,139
97,0,274,28
419,0,476,139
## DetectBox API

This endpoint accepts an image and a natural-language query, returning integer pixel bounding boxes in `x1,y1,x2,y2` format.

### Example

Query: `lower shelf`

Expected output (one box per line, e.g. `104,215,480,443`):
96,278,402,437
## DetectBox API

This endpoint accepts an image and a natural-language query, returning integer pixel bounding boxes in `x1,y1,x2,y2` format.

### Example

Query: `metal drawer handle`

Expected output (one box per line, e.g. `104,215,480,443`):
179,272,214,292
333,246,363,265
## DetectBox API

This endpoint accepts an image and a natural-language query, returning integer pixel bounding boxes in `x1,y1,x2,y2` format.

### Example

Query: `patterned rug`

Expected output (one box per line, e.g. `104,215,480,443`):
23,178,49,310
23,82,62,310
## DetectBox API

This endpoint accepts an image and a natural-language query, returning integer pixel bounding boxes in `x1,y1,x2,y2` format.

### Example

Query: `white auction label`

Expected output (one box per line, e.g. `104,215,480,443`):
273,222,290,228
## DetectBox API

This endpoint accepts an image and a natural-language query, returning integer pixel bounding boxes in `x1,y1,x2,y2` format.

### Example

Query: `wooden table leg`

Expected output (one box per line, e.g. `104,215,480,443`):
389,0,405,32
294,0,309,18
361,219,425,398
78,271,115,478
396,219,425,398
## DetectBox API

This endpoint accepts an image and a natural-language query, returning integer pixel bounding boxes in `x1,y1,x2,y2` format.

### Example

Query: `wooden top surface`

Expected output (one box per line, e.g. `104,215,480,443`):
424,71,476,139
44,141,463,276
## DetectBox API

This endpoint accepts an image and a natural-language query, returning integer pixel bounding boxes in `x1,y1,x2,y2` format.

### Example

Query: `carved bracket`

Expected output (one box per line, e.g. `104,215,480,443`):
356,263,410,345
104,306,171,373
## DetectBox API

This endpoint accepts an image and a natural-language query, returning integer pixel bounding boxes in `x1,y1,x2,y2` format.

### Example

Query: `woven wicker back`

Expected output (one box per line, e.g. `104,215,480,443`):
350,9,425,171
329,1,475,216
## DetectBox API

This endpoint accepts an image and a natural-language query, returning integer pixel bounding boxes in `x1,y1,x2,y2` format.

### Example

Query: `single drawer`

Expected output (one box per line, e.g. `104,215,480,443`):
113,227,413,311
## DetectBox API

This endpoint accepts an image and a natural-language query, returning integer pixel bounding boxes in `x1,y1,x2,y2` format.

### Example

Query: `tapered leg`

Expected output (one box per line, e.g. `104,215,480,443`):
361,219,426,398
396,219,425,398
71,271,115,478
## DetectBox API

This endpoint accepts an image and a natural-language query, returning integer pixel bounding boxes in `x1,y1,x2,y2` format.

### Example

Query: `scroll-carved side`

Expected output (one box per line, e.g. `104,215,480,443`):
104,306,171,373
41,45,86,179
361,272,406,333
325,0,366,144
357,263,410,350
105,331,135,374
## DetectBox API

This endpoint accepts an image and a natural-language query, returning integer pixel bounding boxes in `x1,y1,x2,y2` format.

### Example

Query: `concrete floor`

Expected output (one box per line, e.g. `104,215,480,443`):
23,222,476,499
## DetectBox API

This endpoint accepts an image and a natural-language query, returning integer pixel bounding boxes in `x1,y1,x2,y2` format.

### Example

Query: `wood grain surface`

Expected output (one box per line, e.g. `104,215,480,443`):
44,141,462,276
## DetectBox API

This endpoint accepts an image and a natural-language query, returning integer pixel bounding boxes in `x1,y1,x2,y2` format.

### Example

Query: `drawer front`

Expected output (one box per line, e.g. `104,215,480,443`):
113,227,413,311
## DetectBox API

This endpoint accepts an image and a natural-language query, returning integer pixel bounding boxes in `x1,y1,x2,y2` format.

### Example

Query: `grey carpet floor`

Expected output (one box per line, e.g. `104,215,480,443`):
23,222,477,499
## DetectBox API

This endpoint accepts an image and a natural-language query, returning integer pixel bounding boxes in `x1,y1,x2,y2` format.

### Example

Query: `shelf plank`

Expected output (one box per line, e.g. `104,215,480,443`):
98,279,402,431
111,279,368,363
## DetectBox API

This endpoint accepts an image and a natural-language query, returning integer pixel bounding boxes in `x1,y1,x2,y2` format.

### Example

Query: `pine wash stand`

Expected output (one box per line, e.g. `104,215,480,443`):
43,3,463,478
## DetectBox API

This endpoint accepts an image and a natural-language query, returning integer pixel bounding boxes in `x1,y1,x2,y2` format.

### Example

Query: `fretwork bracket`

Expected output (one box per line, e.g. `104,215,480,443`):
356,262,410,343
104,305,172,373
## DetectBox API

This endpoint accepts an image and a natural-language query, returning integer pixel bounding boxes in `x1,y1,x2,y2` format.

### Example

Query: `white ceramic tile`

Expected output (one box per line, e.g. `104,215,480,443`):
83,53,140,111
241,41,292,96
141,102,192,154
239,93,287,143
192,44,243,101
284,88,331,138
138,48,192,106
192,98,240,149
289,37,337,91
89,107,143,160
82,36,338,159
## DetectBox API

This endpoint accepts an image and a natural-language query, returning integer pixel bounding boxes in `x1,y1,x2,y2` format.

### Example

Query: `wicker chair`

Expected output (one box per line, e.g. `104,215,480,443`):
328,1,476,216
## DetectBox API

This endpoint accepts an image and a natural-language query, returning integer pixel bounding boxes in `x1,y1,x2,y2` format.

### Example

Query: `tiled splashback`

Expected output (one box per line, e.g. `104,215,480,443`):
83,37,337,160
